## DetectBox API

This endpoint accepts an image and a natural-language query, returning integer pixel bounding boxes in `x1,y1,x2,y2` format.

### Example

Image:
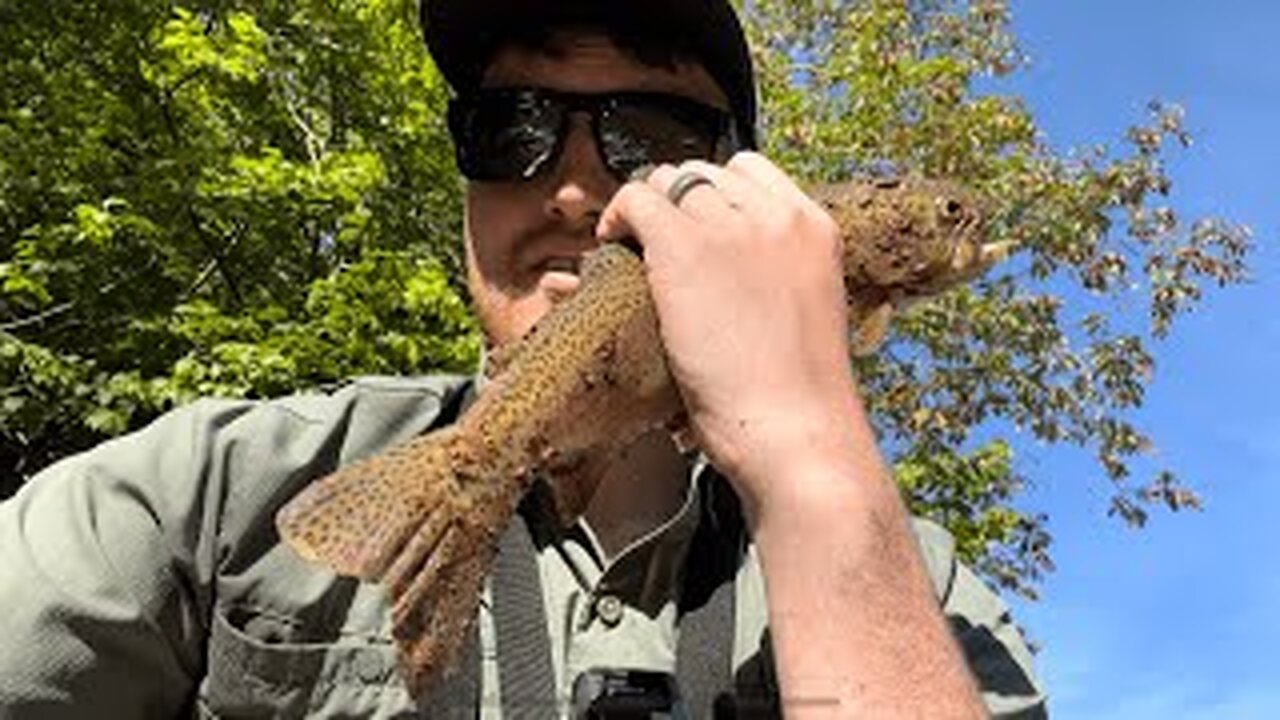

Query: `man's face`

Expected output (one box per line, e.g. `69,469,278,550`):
463,33,730,347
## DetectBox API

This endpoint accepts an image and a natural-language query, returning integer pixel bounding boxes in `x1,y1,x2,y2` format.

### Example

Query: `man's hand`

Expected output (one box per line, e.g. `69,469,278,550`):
597,152,987,718
596,152,860,522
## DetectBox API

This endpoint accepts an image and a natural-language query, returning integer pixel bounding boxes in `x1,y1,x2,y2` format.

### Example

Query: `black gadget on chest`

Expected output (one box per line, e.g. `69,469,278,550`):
570,668,690,720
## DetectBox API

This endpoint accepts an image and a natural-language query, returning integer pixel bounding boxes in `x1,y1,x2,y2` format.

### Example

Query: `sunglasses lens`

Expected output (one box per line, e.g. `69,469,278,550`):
452,91,562,181
601,98,724,178
450,90,732,182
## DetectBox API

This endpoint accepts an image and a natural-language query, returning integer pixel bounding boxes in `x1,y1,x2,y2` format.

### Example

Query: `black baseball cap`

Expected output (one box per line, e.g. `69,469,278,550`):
420,0,758,149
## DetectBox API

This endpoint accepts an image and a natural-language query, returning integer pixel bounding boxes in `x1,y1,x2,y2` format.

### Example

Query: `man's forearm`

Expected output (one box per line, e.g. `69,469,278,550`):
750,412,986,718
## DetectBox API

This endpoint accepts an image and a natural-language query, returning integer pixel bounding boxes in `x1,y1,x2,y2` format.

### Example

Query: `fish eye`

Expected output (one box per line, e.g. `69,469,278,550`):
935,197,970,228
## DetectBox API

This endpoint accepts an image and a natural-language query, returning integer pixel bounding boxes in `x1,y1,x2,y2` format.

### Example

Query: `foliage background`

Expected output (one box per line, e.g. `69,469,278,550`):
984,2,1278,715
0,0,479,493
0,0,1253,600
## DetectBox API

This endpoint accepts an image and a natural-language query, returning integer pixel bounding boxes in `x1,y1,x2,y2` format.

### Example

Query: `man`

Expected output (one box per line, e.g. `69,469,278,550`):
0,1,1045,717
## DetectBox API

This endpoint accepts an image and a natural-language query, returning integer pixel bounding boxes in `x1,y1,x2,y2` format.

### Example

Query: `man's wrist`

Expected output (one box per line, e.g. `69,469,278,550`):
748,450,902,551
725,397,889,528
747,453,987,719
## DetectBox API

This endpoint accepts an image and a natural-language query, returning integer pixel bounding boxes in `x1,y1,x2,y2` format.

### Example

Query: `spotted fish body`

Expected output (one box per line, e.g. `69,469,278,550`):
276,176,1007,697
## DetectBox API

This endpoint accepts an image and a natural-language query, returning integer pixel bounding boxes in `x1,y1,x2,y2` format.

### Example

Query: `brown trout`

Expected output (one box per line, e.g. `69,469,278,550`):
275,176,1009,697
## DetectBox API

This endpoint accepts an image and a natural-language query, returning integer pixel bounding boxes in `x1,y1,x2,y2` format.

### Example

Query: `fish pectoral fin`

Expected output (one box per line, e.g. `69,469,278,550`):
953,239,1018,281
976,239,1017,268
851,301,895,356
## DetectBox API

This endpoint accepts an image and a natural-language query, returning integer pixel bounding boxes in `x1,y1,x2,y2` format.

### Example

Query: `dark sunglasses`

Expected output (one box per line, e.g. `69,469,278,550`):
446,87,742,182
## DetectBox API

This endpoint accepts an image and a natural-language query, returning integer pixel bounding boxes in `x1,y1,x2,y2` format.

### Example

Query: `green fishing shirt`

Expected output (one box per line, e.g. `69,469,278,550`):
0,375,1046,718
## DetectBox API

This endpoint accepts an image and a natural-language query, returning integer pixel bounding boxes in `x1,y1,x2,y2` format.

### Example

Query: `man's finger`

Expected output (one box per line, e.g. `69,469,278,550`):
596,174,700,254
644,162,745,227
725,151,813,207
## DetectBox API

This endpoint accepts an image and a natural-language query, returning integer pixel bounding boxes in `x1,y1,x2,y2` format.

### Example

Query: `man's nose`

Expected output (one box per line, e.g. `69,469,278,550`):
542,114,620,231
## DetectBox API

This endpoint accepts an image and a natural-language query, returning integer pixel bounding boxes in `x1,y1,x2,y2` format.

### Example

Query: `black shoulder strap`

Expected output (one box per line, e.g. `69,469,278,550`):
676,469,746,719
491,507,559,718
428,465,746,719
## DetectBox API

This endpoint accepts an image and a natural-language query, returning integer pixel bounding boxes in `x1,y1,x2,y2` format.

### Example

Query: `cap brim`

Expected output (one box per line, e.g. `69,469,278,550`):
421,0,756,147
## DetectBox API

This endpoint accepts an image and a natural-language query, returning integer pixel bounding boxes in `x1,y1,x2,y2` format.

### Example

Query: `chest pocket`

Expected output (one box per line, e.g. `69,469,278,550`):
199,601,415,719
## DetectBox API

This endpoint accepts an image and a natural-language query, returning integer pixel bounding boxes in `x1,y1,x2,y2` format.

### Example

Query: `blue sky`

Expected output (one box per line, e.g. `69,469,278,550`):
992,2,1280,717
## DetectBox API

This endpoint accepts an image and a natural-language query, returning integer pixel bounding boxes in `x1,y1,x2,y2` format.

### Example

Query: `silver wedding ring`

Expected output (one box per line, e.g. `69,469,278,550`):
666,171,716,206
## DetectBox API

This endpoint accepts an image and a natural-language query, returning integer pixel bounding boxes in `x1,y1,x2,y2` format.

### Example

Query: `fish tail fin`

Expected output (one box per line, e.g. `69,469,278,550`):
276,428,506,696
391,526,493,696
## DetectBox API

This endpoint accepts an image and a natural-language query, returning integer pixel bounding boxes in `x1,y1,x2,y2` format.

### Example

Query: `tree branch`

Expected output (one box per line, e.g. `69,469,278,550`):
154,84,246,309
0,301,77,333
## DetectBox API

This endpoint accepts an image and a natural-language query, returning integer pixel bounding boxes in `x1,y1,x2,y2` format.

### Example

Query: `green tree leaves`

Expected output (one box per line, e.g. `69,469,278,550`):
146,8,269,86
1,0,474,496
744,0,1251,597
1,0,1253,597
